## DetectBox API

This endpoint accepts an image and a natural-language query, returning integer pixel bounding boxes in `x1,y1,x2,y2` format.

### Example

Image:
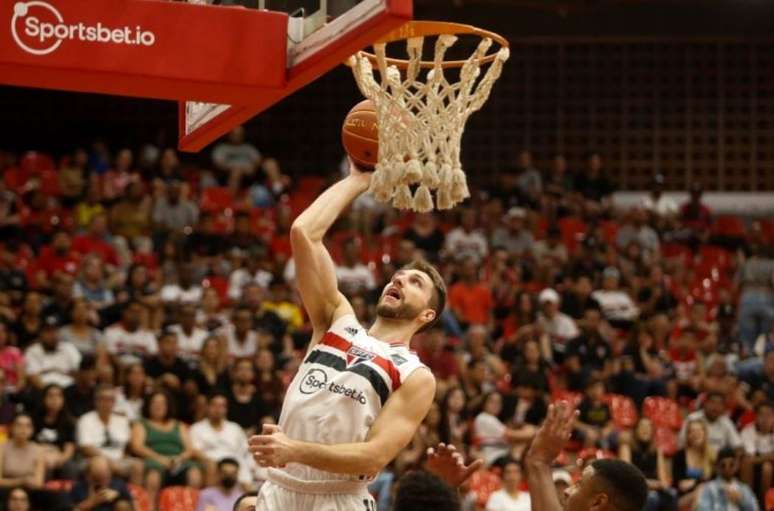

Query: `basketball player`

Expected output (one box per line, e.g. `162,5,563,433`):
526,401,649,511
248,161,444,509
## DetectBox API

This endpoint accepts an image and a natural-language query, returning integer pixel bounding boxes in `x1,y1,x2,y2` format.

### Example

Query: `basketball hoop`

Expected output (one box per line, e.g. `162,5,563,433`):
348,21,510,211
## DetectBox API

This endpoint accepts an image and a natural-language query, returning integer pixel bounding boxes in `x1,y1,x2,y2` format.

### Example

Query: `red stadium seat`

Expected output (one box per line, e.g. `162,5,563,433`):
44,480,74,492
159,486,200,511
128,484,151,511
766,488,774,511
698,245,733,269
19,151,55,174
661,243,693,264
643,397,683,430
759,219,774,244
558,217,587,254
712,215,746,238
201,187,236,213
605,394,638,429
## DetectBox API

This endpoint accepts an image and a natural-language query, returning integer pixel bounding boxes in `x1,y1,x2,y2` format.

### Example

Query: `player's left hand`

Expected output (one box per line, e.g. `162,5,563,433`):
248,424,296,468
425,443,483,488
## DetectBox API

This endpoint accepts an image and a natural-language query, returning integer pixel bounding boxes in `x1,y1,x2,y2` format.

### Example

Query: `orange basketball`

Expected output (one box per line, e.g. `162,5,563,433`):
342,99,378,170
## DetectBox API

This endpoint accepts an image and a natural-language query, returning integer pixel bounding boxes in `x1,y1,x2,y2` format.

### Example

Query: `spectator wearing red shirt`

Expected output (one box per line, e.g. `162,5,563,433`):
449,257,494,328
72,213,119,267
34,232,81,282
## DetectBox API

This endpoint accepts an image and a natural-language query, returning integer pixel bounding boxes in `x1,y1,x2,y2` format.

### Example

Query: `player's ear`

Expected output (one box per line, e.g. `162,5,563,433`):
589,492,609,511
419,308,436,327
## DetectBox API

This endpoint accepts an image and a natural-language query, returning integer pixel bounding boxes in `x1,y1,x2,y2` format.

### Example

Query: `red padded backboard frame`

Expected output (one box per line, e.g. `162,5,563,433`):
177,0,412,152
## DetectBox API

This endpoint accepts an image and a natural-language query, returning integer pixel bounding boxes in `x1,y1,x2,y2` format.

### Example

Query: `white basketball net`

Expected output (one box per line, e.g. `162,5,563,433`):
349,33,509,211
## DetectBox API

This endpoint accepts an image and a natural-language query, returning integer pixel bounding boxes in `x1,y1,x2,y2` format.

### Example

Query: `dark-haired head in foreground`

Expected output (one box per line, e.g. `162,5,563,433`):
393,470,459,511
564,458,648,511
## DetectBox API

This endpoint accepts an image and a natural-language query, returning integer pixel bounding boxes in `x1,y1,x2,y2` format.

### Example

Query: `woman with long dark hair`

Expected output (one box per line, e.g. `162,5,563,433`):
33,384,77,480
438,387,469,452
621,418,676,511
115,363,149,422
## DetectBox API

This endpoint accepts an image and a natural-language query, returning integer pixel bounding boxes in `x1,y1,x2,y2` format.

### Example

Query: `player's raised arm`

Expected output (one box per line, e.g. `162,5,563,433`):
289,161,371,334
525,401,579,511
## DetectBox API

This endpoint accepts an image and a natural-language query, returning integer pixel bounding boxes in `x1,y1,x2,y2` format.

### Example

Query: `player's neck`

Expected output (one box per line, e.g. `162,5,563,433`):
368,317,415,347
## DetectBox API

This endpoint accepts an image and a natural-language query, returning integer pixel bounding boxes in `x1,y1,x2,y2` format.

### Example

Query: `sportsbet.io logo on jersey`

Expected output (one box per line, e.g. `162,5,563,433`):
299,368,367,405
11,1,156,56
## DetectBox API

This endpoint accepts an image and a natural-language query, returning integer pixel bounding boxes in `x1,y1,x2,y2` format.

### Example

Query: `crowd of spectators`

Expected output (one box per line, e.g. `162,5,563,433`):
0,134,772,511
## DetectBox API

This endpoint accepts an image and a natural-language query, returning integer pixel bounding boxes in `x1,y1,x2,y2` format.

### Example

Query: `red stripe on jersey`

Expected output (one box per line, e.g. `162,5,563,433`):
321,332,402,391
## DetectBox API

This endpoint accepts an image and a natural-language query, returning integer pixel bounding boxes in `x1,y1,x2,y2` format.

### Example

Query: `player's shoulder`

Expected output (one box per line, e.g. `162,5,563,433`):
328,313,365,339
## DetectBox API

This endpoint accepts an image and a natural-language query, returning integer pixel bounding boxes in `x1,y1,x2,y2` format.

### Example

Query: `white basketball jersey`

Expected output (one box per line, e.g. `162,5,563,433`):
276,314,428,484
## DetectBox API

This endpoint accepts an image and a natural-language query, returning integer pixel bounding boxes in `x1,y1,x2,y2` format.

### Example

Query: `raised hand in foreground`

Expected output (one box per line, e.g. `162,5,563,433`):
526,400,578,466
425,443,483,488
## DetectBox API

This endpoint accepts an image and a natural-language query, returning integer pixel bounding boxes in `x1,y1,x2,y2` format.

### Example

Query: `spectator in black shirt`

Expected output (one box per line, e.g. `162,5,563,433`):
41,273,75,328
192,336,229,398
12,291,43,350
614,326,668,407
185,213,225,260
565,306,612,380
33,384,77,479
501,377,548,429
622,418,676,511
226,358,265,436
405,213,445,262
64,356,97,418
575,152,615,204
509,339,551,395
575,379,615,450
560,275,597,321
143,330,193,421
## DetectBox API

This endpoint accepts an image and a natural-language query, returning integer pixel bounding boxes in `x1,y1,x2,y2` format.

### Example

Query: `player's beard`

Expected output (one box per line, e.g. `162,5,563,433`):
375,297,423,321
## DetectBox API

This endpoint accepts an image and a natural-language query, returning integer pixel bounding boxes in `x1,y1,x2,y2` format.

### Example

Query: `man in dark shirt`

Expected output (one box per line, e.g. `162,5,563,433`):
565,306,612,380
64,356,97,417
70,456,133,511
143,330,193,420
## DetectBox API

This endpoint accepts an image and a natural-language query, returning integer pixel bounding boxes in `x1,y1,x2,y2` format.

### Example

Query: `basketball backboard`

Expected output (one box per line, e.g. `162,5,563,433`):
178,0,412,152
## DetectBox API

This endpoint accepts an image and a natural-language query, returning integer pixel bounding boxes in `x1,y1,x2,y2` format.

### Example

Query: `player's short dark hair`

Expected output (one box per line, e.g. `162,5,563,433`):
401,259,446,333
232,491,258,511
716,446,737,463
393,470,459,511
590,459,648,511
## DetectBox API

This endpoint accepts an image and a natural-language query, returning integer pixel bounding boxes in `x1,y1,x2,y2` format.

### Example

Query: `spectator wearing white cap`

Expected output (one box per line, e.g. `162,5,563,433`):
490,208,534,256
536,288,579,358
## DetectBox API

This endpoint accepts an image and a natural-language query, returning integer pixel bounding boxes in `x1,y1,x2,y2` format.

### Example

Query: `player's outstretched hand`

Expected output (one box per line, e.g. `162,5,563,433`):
348,158,373,182
526,401,578,466
248,424,296,468
425,443,483,488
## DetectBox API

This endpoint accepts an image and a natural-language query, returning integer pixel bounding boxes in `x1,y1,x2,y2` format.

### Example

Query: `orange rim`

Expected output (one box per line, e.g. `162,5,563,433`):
357,20,509,69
